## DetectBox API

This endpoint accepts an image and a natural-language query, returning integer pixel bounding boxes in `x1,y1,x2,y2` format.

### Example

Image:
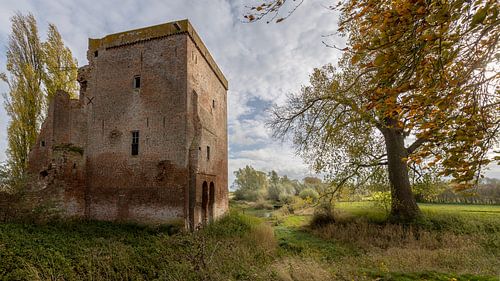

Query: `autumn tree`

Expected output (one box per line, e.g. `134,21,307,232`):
1,13,78,179
246,0,499,221
42,24,78,100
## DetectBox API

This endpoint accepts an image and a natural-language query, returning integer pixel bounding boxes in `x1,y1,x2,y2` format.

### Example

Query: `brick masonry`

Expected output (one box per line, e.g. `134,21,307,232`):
27,20,228,228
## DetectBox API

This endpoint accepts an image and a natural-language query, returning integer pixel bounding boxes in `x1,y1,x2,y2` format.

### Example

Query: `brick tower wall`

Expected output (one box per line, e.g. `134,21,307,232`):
83,35,189,224
186,30,229,226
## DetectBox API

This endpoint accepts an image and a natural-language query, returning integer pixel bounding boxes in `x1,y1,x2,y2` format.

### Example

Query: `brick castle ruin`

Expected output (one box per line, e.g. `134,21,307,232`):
27,20,228,228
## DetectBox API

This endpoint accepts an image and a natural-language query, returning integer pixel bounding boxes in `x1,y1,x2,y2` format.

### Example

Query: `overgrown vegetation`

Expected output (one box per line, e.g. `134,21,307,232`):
0,197,498,280
238,199,500,280
0,211,278,281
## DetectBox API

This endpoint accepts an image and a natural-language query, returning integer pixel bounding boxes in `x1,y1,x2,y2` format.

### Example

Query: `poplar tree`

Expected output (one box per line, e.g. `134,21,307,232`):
42,24,78,100
1,13,78,179
1,13,44,179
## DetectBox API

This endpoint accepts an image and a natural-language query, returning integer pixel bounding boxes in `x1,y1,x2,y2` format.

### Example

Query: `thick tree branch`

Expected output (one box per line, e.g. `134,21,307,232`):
406,138,427,155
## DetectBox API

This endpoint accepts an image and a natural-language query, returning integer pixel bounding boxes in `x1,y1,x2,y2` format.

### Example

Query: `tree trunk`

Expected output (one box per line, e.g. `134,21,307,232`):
382,127,421,222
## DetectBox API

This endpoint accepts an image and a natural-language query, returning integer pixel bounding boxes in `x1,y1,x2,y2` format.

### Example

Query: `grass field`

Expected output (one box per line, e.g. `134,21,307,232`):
0,202,499,280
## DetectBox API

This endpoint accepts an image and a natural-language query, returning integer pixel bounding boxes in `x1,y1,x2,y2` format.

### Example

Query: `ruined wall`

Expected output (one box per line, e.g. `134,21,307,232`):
83,34,189,224
186,32,229,226
27,91,87,217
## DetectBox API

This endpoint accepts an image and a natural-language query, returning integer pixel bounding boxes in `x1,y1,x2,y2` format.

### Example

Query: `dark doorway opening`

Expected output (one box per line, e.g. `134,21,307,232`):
202,181,209,224
209,182,215,222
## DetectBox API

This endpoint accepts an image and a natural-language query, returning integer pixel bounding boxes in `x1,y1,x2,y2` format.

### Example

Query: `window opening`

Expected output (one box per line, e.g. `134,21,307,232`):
134,76,141,89
132,131,139,155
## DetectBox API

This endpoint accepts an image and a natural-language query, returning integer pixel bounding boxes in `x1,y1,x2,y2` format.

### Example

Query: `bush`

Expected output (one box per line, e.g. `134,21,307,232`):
279,194,295,204
310,202,336,229
299,188,319,202
253,200,274,210
205,210,260,238
370,191,392,215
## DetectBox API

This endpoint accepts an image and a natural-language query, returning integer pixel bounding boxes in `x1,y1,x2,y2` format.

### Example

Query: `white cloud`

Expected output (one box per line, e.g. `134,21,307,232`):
229,118,270,146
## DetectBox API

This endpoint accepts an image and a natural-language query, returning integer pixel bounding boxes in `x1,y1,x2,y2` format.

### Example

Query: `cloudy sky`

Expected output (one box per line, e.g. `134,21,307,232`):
0,0,498,185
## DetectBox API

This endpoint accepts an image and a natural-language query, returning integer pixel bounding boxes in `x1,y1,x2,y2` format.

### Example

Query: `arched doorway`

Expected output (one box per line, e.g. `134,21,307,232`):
209,182,215,222
202,181,208,224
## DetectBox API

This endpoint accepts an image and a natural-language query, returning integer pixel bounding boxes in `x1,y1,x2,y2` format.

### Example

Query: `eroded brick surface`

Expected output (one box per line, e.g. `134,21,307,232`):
27,20,228,228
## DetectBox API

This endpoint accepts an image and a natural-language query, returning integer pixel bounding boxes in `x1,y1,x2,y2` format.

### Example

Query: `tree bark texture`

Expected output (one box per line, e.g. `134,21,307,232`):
382,127,421,221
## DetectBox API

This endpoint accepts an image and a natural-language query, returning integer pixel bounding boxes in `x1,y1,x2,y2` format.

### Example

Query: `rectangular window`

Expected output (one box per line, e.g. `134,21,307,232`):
207,146,210,160
131,131,139,155
133,76,141,89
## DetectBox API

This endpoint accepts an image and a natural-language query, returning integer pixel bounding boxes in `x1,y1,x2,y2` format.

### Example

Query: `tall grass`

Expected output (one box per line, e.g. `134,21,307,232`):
309,206,500,278
0,211,277,281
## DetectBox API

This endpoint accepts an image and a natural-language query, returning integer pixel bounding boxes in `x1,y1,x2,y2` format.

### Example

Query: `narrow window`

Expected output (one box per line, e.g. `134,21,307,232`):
94,50,98,57
134,76,141,89
207,146,210,160
212,100,216,109
131,131,139,155
41,140,45,147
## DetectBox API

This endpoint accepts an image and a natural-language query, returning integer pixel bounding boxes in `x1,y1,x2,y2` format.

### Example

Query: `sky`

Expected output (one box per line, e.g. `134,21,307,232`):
0,0,498,186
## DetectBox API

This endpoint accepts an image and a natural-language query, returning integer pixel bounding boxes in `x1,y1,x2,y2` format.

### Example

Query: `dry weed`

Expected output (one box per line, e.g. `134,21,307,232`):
272,257,333,281
312,218,500,277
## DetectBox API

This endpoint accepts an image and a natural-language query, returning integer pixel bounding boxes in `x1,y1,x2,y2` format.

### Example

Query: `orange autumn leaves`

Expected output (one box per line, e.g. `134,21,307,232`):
343,0,499,188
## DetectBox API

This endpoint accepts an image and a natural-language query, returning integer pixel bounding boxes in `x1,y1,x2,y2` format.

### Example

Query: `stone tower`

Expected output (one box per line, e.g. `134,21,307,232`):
28,20,228,228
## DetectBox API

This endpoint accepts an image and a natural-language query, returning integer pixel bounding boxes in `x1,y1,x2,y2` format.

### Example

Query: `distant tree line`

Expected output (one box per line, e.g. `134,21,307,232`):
420,178,500,205
232,165,500,205
232,165,324,204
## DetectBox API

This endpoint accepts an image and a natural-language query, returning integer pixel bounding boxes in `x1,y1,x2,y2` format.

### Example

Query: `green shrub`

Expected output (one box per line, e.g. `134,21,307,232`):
370,191,392,215
298,188,319,202
279,194,295,204
205,211,260,238
310,202,335,229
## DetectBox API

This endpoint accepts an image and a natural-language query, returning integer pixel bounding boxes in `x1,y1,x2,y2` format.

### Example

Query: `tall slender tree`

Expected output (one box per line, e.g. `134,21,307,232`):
1,13,45,179
1,13,78,179
42,24,78,100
